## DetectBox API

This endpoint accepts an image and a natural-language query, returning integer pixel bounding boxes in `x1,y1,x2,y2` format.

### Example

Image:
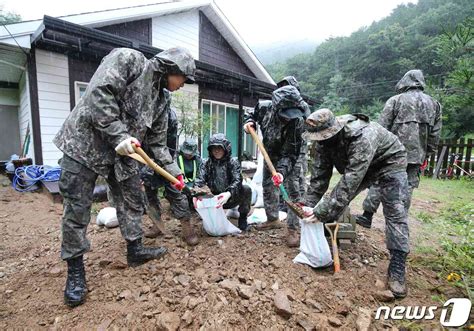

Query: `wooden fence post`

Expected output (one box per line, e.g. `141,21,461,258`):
465,138,473,175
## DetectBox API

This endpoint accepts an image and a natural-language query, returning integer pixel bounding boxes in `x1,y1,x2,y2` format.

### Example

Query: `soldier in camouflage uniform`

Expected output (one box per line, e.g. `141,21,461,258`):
141,97,199,245
244,85,307,247
53,47,195,307
277,76,310,205
356,70,442,228
303,108,410,298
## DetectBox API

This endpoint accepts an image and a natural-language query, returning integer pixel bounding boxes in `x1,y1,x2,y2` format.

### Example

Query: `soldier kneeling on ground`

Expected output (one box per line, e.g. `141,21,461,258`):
303,108,410,298
194,133,252,231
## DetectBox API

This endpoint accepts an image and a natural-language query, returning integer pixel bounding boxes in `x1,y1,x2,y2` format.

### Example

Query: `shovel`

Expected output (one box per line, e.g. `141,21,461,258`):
130,144,192,196
324,222,341,273
247,125,306,219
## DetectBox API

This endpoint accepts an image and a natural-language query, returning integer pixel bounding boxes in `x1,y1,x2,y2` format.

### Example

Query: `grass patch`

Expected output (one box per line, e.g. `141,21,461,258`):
411,182,474,300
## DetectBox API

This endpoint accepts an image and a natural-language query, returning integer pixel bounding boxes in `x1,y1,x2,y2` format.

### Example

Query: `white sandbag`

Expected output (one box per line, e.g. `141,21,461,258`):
253,184,264,208
251,141,264,185
97,207,119,228
247,208,287,224
243,178,258,205
196,197,241,236
226,207,240,219
293,220,333,268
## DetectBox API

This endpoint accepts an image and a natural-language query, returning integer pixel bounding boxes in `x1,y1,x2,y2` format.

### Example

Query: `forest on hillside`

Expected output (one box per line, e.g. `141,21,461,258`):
267,0,474,138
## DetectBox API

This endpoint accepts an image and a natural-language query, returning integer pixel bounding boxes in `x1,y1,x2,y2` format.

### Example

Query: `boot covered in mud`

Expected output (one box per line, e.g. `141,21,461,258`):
388,249,408,298
238,215,249,232
64,255,87,307
127,238,167,267
286,228,299,248
256,218,284,231
144,206,165,238
180,219,199,246
355,211,373,229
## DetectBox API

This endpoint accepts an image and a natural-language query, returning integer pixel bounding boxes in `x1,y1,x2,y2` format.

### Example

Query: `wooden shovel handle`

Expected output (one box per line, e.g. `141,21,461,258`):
325,223,341,273
247,125,277,176
132,144,179,185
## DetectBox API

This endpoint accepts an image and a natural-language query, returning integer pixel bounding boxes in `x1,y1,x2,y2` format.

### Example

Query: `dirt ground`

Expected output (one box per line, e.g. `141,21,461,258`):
0,175,466,330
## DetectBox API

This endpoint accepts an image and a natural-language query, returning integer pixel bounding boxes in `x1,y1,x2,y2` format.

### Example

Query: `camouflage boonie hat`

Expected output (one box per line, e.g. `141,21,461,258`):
303,108,344,141
156,47,196,84
277,76,300,92
180,139,198,155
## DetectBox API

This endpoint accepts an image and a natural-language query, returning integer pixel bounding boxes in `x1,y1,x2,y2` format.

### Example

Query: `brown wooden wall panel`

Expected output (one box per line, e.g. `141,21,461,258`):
199,12,255,78
200,85,258,108
68,56,100,109
97,19,152,45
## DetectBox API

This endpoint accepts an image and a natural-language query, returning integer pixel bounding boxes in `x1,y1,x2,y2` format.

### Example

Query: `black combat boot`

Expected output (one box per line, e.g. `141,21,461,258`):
127,238,168,267
238,216,249,232
64,255,87,307
356,211,373,229
388,250,408,298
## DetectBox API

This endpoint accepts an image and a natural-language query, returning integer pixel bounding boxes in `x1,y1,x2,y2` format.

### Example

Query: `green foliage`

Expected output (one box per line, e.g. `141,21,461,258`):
413,199,474,299
0,7,21,24
359,99,385,119
266,0,474,137
171,91,210,140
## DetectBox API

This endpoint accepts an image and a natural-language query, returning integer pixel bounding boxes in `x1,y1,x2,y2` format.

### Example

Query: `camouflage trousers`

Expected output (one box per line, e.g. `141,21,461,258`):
144,181,191,222
59,155,144,260
373,171,410,253
286,152,307,204
362,164,420,214
223,184,252,219
263,165,299,229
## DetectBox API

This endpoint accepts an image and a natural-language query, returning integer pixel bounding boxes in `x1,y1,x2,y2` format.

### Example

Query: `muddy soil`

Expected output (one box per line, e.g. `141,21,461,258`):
0,178,462,330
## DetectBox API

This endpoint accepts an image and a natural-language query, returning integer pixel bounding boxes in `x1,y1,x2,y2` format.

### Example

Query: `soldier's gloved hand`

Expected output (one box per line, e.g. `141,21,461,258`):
216,191,231,208
272,173,284,187
173,174,185,191
302,209,320,224
243,122,256,134
115,137,140,156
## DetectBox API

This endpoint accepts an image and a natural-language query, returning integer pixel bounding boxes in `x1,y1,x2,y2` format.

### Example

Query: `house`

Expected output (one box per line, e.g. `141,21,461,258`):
0,0,312,165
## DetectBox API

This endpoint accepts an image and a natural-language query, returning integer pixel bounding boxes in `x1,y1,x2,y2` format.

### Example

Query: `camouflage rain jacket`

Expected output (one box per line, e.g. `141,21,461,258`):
195,133,243,198
53,48,183,181
306,114,407,223
244,85,306,177
378,70,442,164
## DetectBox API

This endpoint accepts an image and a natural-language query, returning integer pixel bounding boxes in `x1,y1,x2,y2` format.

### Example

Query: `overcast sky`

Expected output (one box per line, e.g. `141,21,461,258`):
1,0,416,46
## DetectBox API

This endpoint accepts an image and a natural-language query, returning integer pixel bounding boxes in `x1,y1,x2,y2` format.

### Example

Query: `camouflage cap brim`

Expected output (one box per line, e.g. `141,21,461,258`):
185,75,195,84
303,120,344,141
181,147,195,155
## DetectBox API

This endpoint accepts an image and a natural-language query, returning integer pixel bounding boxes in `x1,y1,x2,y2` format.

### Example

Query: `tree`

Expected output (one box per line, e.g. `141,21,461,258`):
266,0,474,136
431,17,474,137
171,91,212,143
321,73,349,115
0,7,21,25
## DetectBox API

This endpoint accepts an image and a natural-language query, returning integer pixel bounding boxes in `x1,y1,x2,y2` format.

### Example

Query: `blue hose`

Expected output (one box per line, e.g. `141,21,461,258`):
12,165,61,192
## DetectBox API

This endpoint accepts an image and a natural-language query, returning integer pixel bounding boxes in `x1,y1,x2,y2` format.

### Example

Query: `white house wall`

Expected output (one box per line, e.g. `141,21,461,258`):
35,49,70,166
151,10,200,60
18,72,34,161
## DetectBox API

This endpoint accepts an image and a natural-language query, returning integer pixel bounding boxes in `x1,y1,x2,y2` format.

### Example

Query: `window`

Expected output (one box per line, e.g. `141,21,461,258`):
74,81,88,106
201,100,257,159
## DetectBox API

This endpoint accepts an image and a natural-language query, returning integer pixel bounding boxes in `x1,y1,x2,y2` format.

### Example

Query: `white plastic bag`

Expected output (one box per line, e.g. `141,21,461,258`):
195,197,241,236
226,207,240,219
243,178,258,205
96,207,119,228
246,208,287,224
293,219,333,268
253,185,264,208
